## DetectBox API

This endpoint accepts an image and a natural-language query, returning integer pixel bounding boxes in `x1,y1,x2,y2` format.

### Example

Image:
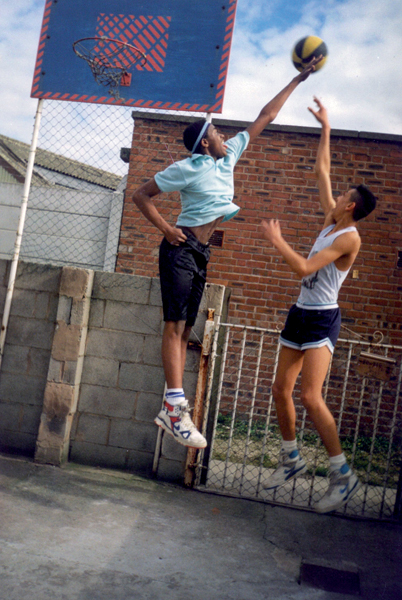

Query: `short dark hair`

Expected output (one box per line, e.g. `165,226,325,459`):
351,184,377,221
183,119,209,153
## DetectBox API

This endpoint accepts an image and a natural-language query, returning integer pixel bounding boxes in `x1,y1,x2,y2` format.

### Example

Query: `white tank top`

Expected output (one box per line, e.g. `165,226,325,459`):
296,225,357,310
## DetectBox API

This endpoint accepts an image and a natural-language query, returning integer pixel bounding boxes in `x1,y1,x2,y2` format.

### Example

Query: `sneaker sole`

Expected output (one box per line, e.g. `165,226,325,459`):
264,463,308,490
315,478,361,514
154,417,207,449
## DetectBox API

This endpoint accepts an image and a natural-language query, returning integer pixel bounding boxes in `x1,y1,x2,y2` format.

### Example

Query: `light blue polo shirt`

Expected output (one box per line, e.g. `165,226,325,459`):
154,130,249,227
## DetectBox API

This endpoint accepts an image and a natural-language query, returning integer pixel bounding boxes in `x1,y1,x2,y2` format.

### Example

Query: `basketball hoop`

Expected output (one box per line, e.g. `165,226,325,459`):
73,37,147,100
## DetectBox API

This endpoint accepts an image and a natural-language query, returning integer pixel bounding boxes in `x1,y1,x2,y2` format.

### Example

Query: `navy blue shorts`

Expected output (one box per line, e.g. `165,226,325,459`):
280,304,341,354
159,229,210,326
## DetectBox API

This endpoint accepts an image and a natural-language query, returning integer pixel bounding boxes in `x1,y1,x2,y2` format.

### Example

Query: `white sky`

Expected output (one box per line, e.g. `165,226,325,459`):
0,0,401,144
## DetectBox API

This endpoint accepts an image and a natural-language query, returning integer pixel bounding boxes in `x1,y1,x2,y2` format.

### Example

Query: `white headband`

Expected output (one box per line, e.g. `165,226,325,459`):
191,122,210,154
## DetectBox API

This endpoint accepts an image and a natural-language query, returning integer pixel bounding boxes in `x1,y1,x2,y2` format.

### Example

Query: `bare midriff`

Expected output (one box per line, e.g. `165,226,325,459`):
182,217,224,245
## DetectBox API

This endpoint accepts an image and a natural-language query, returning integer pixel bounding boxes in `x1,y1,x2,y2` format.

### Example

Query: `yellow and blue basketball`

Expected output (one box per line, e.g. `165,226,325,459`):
292,36,328,72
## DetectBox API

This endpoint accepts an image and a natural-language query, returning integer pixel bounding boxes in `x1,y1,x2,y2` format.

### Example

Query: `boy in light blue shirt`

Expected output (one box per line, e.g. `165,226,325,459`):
132,60,320,449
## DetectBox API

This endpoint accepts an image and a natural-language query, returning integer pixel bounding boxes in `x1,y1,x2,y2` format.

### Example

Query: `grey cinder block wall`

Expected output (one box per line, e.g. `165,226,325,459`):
0,260,226,482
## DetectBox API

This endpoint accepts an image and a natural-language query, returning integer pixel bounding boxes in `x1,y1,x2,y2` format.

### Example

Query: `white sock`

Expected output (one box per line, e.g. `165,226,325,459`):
329,453,347,471
165,388,185,406
281,439,298,454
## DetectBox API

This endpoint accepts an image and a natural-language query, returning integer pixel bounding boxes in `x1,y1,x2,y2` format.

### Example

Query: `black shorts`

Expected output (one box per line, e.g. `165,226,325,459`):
159,228,210,326
280,304,341,354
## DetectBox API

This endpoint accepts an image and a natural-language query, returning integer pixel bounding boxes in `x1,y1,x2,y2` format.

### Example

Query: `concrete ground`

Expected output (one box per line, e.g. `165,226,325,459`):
0,453,401,600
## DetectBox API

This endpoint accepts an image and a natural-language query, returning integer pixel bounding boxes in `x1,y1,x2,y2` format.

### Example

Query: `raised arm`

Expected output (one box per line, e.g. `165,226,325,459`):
132,178,187,245
260,219,360,278
308,97,336,224
246,58,321,143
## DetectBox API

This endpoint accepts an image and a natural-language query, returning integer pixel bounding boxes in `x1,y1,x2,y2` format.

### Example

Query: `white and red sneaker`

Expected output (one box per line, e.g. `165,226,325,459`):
154,401,207,449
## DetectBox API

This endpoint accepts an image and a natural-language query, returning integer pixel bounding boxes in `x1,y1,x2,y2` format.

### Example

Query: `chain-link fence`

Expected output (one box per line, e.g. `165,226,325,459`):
2,100,204,272
196,323,402,521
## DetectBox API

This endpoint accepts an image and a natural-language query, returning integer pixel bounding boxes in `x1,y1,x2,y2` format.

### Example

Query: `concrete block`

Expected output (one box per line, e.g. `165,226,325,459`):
10,289,36,317
70,300,88,326
0,288,6,318
0,429,36,455
34,412,72,452
42,381,74,420
149,277,162,306
157,456,186,483
93,271,151,303
34,292,53,320
86,329,144,362
160,431,187,461
7,316,55,350
0,372,46,405
47,293,60,321
126,449,154,476
56,295,73,322
28,348,52,378
0,258,8,281
88,298,105,327
63,359,84,389
108,419,158,453
135,392,162,422
52,322,81,361
119,362,165,394
1,344,30,374
78,384,136,419
20,404,42,434
74,413,110,444
184,346,201,373
81,356,120,387
142,336,162,366
59,266,92,299
0,401,22,429
182,370,199,399
47,357,64,382
69,440,129,469
35,443,68,465
16,262,61,292
104,301,162,335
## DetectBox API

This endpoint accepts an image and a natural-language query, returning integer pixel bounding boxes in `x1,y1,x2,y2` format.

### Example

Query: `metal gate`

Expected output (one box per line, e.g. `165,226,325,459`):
195,323,402,521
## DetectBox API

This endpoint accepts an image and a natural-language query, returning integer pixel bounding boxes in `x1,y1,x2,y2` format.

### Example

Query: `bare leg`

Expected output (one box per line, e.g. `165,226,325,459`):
162,321,192,389
299,347,342,457
272,346,304,440
157,320,206,449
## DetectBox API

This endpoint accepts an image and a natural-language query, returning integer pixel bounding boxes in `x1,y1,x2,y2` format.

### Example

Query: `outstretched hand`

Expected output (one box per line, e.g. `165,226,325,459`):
294,55,322,82
260,219,282,246
308,96,330,127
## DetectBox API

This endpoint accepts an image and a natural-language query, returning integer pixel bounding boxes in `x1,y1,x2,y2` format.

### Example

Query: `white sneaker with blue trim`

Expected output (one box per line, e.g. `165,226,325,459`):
154,400,207,449
264,448,307,490
315,464,361,513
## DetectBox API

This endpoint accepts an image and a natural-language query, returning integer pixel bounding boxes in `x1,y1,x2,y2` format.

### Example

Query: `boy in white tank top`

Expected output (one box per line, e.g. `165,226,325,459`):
260,98,377,513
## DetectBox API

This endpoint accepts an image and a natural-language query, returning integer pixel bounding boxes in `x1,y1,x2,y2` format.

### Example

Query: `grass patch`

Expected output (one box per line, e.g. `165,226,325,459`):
214,414,401,487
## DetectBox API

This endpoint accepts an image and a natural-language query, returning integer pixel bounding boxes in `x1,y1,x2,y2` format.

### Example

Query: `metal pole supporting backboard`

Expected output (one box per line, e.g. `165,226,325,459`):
0,98,44,371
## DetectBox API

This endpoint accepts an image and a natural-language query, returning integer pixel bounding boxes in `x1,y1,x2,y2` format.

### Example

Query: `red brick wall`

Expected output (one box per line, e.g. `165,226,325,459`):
119,115,402,346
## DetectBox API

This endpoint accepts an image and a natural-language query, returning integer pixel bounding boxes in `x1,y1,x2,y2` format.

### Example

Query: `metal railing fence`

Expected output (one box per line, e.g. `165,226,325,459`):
196,322,402,521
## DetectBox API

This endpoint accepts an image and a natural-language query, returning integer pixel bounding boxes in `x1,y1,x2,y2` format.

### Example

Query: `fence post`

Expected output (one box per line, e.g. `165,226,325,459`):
0,98,44,371
184,309,215,487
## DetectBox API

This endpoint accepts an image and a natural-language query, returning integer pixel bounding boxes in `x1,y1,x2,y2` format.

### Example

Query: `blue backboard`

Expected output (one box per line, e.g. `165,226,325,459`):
31,0,238,112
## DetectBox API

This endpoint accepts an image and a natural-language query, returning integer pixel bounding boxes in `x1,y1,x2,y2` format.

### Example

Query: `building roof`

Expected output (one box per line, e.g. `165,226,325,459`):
0,134,122,190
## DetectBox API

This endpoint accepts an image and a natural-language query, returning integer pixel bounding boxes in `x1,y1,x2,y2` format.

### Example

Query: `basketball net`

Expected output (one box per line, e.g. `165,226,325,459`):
73,37,147,100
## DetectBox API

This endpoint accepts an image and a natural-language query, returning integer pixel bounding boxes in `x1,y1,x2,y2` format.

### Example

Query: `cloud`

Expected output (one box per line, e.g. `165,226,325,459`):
222,0,402,135
0,0,44,141
0,0,400,152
